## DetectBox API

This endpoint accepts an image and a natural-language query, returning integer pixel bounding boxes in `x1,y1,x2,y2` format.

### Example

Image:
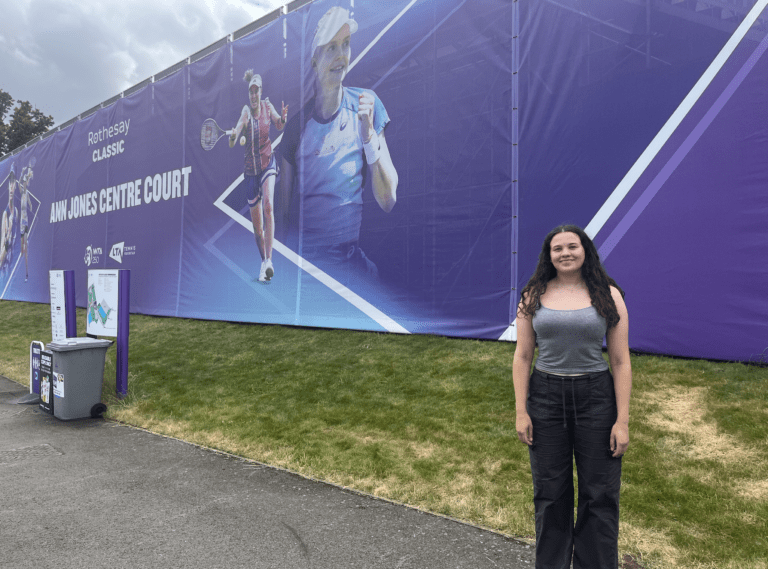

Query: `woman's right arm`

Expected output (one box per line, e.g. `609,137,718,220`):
229,107,248,148
513,296,536,446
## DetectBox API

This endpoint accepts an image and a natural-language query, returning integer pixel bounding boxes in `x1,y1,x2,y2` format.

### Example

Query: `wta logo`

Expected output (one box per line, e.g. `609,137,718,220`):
109,242,136,264
84,245,102,266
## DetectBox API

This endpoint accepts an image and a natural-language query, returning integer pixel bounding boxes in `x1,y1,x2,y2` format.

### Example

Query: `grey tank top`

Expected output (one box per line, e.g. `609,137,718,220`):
531,305,610,375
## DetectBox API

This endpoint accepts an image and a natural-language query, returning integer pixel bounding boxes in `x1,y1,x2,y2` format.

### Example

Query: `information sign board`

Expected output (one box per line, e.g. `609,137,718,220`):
49,270,67,341
86,270,119,337
30,342,42,395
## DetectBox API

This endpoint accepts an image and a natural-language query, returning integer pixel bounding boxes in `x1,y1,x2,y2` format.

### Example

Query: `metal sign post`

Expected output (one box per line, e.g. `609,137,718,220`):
117,270,130,399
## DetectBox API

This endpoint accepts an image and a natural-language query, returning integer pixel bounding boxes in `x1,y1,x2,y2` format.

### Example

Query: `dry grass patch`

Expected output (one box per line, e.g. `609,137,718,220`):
619,518,680,569
719,561,768,569
672,561,768,569
735,478,768,501
484,505,523,530
409,440,437,459
628,377,768,568
481,458,504,476
644,386,761,464
739,511,761,526
433,472,471,499
342,474,397,496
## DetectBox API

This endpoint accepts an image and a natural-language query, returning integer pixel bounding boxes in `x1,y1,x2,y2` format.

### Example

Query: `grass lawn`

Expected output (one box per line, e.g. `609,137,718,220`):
1,299,766,568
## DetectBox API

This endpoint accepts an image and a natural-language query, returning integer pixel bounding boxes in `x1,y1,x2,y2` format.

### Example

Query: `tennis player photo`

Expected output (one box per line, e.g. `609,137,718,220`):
19,164,33,282
0,163,18,272
229,71,288,283
280,6,399,280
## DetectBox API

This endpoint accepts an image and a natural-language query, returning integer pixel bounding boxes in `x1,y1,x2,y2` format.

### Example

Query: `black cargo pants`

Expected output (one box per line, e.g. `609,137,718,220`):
526,368,622,569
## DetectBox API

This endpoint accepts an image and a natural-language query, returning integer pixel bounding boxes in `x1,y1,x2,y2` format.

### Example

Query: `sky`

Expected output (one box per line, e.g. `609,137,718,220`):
0,0,283,128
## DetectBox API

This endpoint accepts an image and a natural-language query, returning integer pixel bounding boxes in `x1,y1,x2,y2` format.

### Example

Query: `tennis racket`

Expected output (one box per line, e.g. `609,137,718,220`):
201,119,233,151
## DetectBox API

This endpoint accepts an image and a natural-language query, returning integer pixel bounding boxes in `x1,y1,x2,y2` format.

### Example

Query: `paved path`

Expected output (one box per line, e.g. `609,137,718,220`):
1,376,537,568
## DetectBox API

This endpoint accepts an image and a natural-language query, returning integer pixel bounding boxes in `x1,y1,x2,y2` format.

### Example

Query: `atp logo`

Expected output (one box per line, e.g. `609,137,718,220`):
109,241,136,264
84,245,102,266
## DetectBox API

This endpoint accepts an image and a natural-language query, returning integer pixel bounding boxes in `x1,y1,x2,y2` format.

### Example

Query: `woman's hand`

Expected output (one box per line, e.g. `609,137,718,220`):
516,412,534,446
358,91,375,143
610,422,629,457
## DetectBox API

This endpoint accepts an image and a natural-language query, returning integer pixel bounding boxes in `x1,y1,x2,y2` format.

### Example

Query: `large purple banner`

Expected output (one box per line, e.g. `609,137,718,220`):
2,0,768,362
0,0,515,340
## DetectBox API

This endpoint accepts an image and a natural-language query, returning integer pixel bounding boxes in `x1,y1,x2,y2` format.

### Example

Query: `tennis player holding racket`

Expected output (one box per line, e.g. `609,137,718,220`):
19,166,33,282
229,71,288,282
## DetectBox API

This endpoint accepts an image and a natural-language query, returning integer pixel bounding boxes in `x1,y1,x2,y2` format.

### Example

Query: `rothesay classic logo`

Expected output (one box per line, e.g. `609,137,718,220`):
109,242,136,264
84,245,102,266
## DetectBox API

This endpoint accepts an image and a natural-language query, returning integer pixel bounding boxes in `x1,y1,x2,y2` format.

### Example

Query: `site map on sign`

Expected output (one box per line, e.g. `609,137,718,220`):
87,284,112,326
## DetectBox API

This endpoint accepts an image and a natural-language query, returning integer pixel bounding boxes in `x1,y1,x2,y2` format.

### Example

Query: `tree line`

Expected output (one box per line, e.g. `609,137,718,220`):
0,89,54,156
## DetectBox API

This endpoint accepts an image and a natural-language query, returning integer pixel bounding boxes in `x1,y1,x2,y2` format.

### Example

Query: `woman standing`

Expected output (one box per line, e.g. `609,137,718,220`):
230,70,288,282
513,224,631,569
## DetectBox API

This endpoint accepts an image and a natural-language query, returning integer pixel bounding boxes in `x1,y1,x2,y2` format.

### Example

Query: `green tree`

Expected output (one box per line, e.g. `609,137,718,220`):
0,90,54,155
0,89,14,155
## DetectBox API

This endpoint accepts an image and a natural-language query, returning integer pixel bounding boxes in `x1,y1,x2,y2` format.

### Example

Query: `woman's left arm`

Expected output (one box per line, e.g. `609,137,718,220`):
266,99,288,130
606,286,632,457
368,132,398,213
358,91,397,213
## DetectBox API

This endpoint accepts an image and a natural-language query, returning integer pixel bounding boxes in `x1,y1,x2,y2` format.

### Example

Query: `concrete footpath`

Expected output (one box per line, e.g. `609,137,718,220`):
1,376,536,569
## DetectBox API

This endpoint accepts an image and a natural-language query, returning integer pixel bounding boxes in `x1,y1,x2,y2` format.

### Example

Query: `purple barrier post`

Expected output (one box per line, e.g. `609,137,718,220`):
64,270,77,338
116,270,130,399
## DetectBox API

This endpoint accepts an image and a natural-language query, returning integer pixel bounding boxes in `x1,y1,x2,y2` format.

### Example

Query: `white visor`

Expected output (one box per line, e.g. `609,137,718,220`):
311,6,358,56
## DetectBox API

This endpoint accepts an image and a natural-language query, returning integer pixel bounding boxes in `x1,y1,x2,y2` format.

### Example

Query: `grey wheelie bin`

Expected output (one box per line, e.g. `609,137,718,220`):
47,337,113,420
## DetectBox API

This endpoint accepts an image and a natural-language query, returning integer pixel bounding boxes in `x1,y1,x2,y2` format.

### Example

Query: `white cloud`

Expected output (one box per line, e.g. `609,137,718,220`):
0,0,282,127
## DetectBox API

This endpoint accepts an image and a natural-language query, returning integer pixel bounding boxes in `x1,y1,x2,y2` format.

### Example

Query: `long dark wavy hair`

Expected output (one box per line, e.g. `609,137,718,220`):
518,225,625,328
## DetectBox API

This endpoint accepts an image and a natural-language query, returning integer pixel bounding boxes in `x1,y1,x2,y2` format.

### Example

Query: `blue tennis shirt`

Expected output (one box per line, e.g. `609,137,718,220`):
281,86,389,249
